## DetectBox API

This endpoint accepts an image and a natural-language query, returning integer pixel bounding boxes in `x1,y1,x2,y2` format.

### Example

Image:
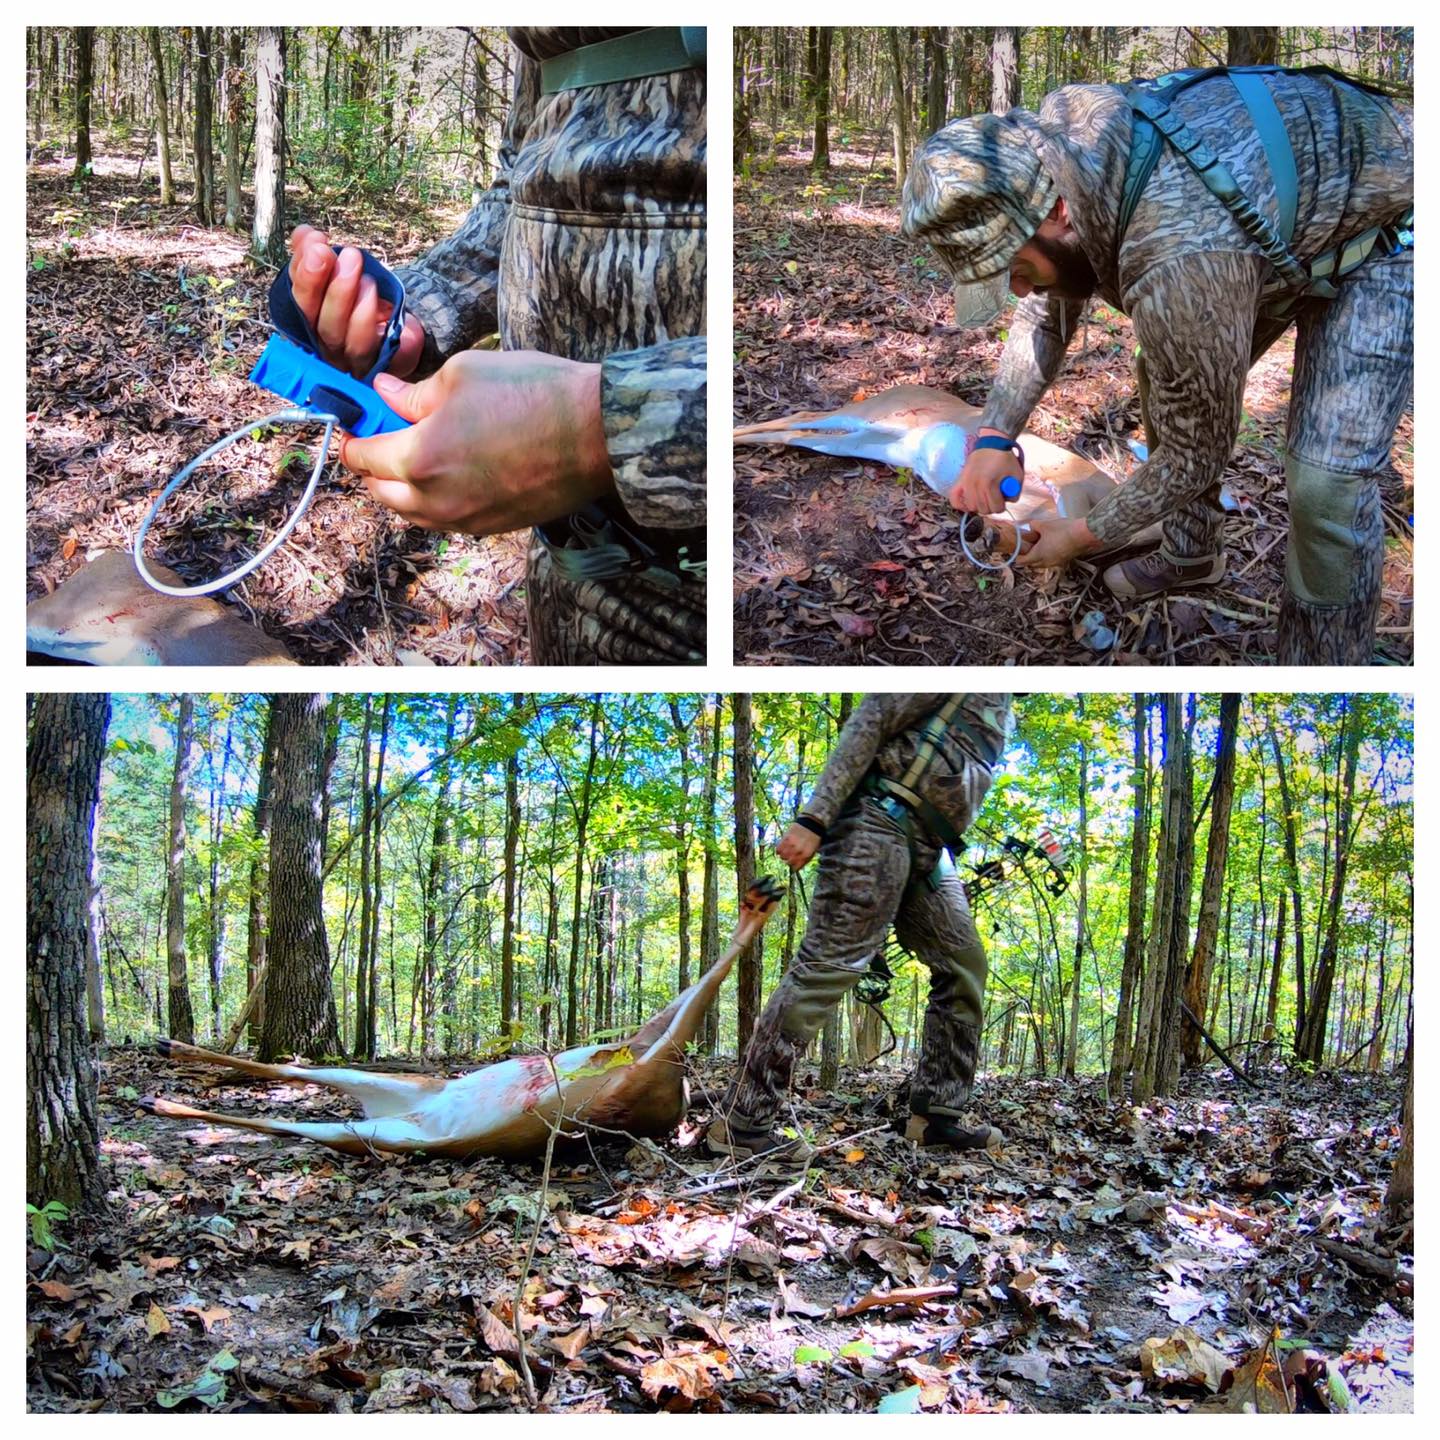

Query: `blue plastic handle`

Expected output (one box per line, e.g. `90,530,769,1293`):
999,473,1022,501
249,335,409,436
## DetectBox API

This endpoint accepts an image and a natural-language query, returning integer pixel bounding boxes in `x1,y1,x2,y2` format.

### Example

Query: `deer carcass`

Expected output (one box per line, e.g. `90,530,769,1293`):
141,877,784,1160
734,385,1160,550
27,551,296,666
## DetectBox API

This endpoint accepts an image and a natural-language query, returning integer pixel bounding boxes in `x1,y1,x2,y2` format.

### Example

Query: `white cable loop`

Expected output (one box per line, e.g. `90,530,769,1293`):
959,514,1029,571
133,408,337,598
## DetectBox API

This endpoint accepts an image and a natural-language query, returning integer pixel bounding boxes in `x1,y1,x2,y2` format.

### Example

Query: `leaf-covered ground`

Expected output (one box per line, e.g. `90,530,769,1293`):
27,1046,1413,1414
732,130,1414,667
26,144,529,666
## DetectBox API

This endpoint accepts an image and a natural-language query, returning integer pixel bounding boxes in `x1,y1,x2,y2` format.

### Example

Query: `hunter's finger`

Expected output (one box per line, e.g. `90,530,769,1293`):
317,246,364,357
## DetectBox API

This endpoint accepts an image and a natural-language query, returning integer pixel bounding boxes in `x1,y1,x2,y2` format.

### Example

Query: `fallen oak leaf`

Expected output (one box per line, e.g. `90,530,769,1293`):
183,1304,232,1334
833,1282,959,1320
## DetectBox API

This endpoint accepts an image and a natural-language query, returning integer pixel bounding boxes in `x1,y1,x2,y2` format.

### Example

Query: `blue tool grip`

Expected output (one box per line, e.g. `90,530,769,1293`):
999,474,1022,501
249,335,410,436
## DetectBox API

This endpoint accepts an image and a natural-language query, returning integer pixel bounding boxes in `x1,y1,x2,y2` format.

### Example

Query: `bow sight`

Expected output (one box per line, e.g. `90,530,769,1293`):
964,826,1070,903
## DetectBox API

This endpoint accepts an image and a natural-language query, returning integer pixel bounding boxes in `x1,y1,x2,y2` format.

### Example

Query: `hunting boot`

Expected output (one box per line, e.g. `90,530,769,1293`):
705,1108,814,1165
904,1021,1004,1152
1102,547,1226,600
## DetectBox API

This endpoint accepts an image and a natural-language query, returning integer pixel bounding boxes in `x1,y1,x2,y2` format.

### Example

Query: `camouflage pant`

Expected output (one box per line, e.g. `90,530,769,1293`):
726,797,989,1126
1156,246,1412,660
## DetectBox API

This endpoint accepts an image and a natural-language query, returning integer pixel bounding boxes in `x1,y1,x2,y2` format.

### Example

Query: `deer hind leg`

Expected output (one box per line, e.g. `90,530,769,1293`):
138,1097,436,1158
156,1038,440,1119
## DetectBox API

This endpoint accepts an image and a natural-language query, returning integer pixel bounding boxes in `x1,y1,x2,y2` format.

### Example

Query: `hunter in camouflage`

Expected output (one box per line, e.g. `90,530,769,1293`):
709,694,1013,1164
903,69,1412,664
288,27,706,665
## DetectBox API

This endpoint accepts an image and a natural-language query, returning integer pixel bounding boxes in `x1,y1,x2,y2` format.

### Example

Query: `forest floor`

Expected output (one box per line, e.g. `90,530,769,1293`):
27,1045,1413,1414
732,127,1414,666
26,139,530,666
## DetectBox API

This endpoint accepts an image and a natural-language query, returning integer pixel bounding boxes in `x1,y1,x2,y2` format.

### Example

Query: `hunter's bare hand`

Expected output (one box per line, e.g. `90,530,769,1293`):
286,225,426,380
776,822,822,871
948,431,1021,514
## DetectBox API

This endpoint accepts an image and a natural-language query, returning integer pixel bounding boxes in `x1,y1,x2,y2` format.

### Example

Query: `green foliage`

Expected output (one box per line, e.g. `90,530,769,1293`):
156,1349,238,1410
26,1200,70,1252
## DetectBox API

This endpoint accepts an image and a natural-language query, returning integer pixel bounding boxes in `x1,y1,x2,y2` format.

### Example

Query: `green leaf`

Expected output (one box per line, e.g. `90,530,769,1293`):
877,1385,923,1413
156,1349,237,1409
32,258,45,271
839,1340,876,1359
559,1044,634,1080
794,1345,832,1365
784,260,799,275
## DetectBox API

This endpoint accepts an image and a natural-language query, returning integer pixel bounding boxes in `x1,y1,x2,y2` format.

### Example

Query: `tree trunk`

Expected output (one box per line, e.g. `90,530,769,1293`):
886,29,910,191
733,694,760,1052
990,26,1022,112
1386,1061,1413,1222
1132,695,1193,1102
258,695,341,1062
700,698,723,1054
251,27,286,263
223,28,244,228
353,699,375,1058
28,694,110,1210
499,699,522,1039
241,707,276,1049
72,27,94,178
1267,719,1307,1051
812,28,832,171
1226,27,1280,65
1298,701,1364,1064
668,700,695,992
1182,694,1240,1066
1065,698,1088,1079
1108,695,1150,1093
192,27,215,224
924,28,948,136
165,696,197,1045
145,28,175,203
564,699,601,1048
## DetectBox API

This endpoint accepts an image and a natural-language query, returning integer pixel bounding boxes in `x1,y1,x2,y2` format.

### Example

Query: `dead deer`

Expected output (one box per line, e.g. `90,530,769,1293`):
734,384,1161,551
142,877,784,1160
26,551,296,666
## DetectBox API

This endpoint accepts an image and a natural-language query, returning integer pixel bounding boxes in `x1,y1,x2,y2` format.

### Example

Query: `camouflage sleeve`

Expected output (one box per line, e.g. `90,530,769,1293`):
1086,251,1265,545
601,336,706,530
979,293,1088,435
802,694,951,829
393,50,537,375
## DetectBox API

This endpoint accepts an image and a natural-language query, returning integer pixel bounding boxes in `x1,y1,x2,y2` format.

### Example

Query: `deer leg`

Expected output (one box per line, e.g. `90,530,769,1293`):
138,1096,436,1158
156,1038,441,1118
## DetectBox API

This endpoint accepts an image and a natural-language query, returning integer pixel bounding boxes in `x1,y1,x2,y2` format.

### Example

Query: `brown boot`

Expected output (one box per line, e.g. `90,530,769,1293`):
904,1112,1004,1152
706,1112,814,1165
1103,548,1225,600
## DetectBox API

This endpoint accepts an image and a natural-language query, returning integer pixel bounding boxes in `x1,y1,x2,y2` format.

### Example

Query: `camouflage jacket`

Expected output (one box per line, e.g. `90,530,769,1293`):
978,72,1412,546
395,28,706,662
801,694,1013,839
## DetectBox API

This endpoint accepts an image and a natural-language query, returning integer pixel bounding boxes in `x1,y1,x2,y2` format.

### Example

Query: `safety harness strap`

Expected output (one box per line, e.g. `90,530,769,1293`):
1118,64,1410,315
540,27,706,94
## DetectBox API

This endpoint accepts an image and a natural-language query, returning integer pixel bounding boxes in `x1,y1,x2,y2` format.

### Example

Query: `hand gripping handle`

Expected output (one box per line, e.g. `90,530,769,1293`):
249,247,412,436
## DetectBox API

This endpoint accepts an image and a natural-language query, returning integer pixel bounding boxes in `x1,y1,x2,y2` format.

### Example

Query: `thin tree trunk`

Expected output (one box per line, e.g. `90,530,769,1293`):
165,696,197,1045
1108,695,1150,1092
700,698,723,1055
886,29,910,190
1182,694,1240,1066
499,698,522,1041
72,27,94,178
733,694,760,1052
1267,718,1307,1050
1065,698,1088,1079
145,28,175,203
250,27,286,263
812,28,832,171
192,27,215,224
223,27,244,227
